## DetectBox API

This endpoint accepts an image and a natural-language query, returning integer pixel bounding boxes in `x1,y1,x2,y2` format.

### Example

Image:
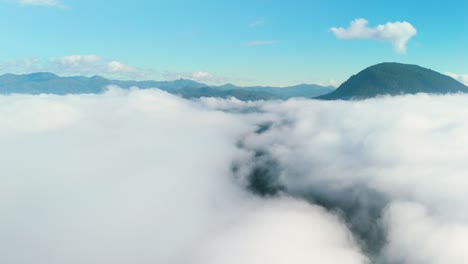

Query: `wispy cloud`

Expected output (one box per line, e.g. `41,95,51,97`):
0,55,151,80
162,70,227,84
19,0,64,7
0,55,233,84
246,40,276,46
48,55,143,78
331,18,417,54
250,18,266,28
189,71,216,83
446,72,468,86
328,79,341,88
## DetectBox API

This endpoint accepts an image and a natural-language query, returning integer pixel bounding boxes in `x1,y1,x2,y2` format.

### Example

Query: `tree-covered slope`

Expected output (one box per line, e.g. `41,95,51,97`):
318,63,468,100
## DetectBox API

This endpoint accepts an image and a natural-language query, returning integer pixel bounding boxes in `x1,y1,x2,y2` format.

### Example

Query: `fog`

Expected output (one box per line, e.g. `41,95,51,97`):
2,89,468,263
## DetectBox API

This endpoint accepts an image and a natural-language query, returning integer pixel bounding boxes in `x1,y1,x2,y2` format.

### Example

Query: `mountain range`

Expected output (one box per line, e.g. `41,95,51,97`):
0,72,334,100
1,62,466,100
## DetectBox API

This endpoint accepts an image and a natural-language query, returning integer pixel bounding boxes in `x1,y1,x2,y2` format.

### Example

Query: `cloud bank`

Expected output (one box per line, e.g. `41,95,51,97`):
0,89,368,264
3,89,468,264
331,18,417,53
202,94,468,263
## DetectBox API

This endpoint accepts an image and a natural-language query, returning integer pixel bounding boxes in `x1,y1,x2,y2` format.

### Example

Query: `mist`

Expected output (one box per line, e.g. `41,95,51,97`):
2,89,468,263
205,94,468,263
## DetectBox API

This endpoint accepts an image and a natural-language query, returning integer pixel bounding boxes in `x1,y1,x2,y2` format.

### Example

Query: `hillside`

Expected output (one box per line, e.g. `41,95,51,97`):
318,63,468,100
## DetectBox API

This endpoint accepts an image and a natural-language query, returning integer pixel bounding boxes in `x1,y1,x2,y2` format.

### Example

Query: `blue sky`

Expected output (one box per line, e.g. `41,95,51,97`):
1,0,467,86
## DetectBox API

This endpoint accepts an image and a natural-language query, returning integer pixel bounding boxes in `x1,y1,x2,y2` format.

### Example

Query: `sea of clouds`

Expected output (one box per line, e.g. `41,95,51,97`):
2,87,468,264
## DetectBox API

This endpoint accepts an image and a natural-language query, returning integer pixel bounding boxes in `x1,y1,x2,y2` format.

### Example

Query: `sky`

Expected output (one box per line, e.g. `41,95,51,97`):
1,0,467,86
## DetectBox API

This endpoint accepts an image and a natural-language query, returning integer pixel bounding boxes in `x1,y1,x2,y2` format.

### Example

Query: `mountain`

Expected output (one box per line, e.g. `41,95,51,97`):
213,83,334,99
0,73,333,100
318,62,468,100
0,73,208,95
175,87,278,101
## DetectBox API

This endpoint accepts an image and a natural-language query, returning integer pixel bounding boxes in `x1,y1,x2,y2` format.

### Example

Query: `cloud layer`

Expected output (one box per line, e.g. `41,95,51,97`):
3,89,468,263
0,89,368,264
331,18,417,53
202,94,468,263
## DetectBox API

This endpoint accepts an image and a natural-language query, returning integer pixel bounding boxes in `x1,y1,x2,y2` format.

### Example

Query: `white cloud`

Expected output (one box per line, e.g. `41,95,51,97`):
203,94,468,263
190,71,228,84
0,56,235,84
445,72,468,86
191,71,213,80
19,0,63,7
0,57,42,73
383,202,468,264
49,55,142,78
196,198,368,264
250,18,266,27
0,55,150,80
317,79,341,88
162,70,227,84
331,18,417,53
0,89,368,264
5,88,468,263
246,40,276,46
328,79,340,88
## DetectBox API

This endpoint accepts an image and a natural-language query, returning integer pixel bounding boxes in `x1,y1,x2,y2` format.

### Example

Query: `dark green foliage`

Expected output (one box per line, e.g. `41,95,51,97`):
318,62,468,100
246,151,284,196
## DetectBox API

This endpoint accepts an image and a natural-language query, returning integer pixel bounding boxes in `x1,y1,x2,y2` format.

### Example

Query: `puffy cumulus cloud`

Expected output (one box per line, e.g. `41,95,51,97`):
49,55,144,79
0,57,42,73
446,72,468,86
0,88,368,264
19,0,63,7
203,94,468,263
162,70,227,84
0,55,154,80
190,71,218,83
328,79,340,87
331,18,417,53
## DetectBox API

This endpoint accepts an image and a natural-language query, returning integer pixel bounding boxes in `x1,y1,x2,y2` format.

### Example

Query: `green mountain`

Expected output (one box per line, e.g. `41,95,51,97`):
213,83,334,99
318,62,468,100
0,73,206,95
0,73,333,100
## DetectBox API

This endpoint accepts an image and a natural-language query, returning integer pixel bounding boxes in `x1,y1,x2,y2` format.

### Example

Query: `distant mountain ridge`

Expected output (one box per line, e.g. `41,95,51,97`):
318,62,468,100
0,73,334,100
2,63,464,101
